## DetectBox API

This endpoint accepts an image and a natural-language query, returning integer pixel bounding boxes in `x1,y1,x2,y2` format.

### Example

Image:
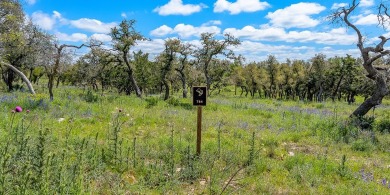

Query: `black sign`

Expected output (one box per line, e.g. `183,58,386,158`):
192,86,207,106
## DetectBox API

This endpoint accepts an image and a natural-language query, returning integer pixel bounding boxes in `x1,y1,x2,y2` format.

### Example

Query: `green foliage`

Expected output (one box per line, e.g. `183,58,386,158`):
0,88,389,194
351,139,374,152
167,96,180,106
24,93,49,110
376,119,390,133
337,155,349,178
145,96,159,108
83,90,99,103
354,116,375,131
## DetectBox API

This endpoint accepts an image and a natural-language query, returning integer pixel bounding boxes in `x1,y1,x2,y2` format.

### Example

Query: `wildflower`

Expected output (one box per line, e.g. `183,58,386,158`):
58,118,65,122
382,178,387,186
15,106,22,112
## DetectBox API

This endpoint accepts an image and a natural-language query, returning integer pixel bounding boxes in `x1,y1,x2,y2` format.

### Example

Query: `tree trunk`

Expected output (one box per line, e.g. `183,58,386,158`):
1,62,35,95
332,74,344,101
48,74,54,101
163,79,170,101
127,70,141,97
6,69,14,92
176,70,187,98
56,76,61,88
351,74,388,117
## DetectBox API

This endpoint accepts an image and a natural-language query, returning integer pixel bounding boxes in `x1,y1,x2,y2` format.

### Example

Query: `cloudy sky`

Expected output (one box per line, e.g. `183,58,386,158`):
23,0,388,62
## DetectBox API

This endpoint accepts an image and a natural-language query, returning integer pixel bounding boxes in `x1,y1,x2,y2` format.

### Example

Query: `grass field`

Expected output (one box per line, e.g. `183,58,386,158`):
0,87,390,194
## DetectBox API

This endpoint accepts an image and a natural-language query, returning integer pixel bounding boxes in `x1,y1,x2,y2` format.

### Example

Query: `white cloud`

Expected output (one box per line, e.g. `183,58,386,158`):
174,24,221,37
150,25,174,37
227,40,360,62
90,34,112,42
151,24,221,38
25,0,36,5
153,0,206,16
133,39,166,57
331,3,348,10
266,3,326,29
354,14,378,25
359,0,374,7
70,18,116,33
214,0,270,14
224,26,357,45
121,12,127,18
31,11,57,30
203,20,222,26
55,32,88,42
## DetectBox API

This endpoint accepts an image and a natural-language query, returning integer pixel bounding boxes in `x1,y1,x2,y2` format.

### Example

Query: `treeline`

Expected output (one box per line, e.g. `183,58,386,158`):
64,50,377,104
0,0,382,104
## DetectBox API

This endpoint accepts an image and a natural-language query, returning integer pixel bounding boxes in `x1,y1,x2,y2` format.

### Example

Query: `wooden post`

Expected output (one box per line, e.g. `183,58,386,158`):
196,106,202,156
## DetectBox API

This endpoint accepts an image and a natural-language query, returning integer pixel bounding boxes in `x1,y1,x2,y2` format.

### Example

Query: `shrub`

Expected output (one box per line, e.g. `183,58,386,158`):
352,116,375,131
25,93,49,111
84,90,99,103
167,97,180,106
351,139,373,152
376,119,390,134
179,102,193,110
145,96,159,108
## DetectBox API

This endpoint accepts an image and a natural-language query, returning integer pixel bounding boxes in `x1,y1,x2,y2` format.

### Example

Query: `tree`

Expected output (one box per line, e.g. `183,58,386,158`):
159,38,181,100
175,41,193,98
291,60,307,100
110,19,146,98
329,0,390,117
134,51,157,95
264,55,280,98
0,0,29,91
310,54,327,102
194,33,240,96
41,38,100,101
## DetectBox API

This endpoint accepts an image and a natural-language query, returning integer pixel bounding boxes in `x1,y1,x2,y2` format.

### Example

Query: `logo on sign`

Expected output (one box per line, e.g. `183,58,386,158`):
193,87,207,106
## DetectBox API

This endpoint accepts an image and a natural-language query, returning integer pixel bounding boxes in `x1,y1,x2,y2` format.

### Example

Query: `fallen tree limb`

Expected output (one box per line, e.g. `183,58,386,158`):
0,61,35,95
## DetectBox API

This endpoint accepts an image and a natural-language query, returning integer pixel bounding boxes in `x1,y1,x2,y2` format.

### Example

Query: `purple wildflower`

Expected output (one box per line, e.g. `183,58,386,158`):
382,178,387,186
15,106,22,112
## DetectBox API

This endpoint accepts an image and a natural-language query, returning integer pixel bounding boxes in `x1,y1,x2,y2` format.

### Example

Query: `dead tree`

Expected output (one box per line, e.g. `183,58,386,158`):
329,0,390,117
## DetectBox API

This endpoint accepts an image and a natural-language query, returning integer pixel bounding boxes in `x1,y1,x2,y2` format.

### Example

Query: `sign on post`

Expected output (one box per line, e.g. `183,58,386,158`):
193,86,207,106
193,86,207,156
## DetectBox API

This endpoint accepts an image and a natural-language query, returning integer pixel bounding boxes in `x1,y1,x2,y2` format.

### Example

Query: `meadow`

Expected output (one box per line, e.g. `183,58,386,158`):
0,86,390,194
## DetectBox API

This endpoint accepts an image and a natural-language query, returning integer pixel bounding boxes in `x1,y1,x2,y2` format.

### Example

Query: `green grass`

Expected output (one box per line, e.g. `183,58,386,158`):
0,87,390,194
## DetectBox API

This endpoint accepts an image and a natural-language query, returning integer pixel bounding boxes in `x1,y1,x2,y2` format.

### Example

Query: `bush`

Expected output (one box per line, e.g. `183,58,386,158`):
84,90,99,103
25,93,49,111
179,102,193,110
351,139,373,152
376,119,390,133
145,96,159,108
167,97,180,106
352,116,375,131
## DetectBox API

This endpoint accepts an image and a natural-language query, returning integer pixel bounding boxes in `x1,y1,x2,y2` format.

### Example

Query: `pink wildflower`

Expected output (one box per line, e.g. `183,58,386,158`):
15,106,22,112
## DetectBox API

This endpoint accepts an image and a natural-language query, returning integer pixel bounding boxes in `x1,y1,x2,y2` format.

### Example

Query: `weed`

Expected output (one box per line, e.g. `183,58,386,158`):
145,96,159,108
83,90,99,103
337,154,349,178
376,119,390,134
351,139,374,152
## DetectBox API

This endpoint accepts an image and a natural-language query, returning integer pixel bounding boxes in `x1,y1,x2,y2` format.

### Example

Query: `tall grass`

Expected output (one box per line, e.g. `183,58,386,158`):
0,90,389,193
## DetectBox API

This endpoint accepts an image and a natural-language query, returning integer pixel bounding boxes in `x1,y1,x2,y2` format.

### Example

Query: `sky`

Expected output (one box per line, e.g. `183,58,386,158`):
21,0,389,63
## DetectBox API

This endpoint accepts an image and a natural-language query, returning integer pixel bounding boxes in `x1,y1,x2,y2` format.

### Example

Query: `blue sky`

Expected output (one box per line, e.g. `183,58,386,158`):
22,0,387,62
